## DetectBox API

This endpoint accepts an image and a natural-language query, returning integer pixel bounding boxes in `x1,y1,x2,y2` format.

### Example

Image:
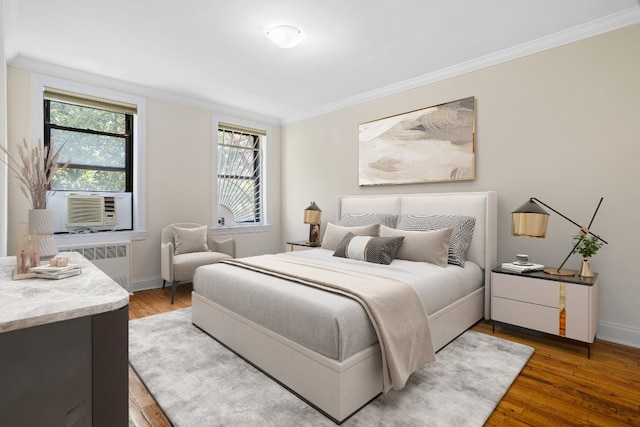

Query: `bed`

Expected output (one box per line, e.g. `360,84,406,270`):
192,191,497,423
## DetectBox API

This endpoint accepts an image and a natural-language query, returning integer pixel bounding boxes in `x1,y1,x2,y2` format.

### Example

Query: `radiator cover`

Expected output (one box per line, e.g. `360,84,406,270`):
58,241,132,293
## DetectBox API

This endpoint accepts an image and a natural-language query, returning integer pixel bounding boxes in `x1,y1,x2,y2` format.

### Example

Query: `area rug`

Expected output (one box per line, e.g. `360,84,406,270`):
129,308,533,426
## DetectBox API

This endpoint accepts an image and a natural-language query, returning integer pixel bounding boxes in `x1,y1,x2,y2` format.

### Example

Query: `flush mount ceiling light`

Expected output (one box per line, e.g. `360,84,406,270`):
266,25,303,48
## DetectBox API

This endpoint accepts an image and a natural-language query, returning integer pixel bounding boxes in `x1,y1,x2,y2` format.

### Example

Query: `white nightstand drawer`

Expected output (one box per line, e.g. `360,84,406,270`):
492,273,560,308
492,297,560,335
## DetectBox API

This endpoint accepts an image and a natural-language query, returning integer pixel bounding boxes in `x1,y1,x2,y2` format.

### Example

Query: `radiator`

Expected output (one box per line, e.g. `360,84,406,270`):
58,241,132,293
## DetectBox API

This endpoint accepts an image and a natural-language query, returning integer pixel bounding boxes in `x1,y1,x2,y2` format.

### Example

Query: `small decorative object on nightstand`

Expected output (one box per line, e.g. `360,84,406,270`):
572,234,604,278
303,202,322,246
491,266,599,358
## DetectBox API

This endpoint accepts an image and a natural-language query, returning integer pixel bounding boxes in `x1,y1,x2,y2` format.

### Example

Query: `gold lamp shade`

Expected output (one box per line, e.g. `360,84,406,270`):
303,202,322,225
511,199,550,238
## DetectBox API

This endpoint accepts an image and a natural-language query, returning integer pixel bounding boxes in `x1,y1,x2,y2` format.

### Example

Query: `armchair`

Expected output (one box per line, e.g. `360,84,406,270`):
161,223,236,304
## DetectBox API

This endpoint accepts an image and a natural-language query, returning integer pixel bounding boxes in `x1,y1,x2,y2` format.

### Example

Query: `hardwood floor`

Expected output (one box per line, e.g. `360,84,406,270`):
128,286,640,426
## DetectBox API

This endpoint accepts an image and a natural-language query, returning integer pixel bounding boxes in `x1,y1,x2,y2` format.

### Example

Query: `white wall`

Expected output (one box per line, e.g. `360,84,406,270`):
282,24,640,347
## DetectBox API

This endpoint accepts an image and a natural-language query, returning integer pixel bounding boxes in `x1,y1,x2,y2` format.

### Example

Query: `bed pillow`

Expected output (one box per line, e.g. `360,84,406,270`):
173,225,209,255
333,232,404,265
321,223,380,251
337,213,398,228
395,214,476,266
379,225,452,267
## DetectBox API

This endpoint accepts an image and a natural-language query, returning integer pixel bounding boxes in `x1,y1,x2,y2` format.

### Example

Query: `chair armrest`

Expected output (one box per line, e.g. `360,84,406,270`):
209,238,236,258
161,241,175,281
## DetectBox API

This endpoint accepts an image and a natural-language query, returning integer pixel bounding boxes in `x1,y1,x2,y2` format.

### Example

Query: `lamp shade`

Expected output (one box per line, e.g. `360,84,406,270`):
511,199,550,238
303,202,322,225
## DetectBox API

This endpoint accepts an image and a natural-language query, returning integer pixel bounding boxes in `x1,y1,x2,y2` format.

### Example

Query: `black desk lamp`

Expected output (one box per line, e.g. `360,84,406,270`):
511,197,608,276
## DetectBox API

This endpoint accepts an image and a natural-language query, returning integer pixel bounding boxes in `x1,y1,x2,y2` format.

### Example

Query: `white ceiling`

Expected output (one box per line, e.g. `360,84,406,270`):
4,0,640,123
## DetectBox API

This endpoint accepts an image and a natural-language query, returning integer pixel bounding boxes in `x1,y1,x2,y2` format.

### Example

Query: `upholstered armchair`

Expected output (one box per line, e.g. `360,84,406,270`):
161,223,236,304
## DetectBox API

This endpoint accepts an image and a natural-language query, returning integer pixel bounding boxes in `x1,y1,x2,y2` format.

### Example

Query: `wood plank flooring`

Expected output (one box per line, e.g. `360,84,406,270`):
128,286,640,426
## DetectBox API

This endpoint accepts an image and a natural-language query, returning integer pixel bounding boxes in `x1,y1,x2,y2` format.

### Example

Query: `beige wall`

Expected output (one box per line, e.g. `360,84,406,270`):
6,67,282,288
6,67,31,244
282,24,640,346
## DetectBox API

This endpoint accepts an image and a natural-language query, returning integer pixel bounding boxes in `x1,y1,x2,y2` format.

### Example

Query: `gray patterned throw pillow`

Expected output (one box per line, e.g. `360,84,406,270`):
396,214,476,266
337,213,398,228
333,233,405,265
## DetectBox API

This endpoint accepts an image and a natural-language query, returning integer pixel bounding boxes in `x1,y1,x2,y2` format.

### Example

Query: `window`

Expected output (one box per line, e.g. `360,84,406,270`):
217,123,265,226
44,89,134,193
43,87,136,233
32,74,147,243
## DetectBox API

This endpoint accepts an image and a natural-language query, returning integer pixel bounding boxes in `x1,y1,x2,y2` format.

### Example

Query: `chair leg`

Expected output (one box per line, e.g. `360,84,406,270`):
171,281,177,304
162,280,166,289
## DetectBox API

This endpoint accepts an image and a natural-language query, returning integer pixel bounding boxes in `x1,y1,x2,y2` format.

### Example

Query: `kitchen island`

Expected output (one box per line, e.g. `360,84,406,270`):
0,252,130,427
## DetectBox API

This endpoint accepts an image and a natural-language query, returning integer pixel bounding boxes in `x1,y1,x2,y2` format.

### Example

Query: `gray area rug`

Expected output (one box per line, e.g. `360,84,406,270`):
129,308,533,426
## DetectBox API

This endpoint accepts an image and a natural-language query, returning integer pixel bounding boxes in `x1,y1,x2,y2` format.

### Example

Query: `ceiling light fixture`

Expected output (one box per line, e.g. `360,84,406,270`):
266,25,303,49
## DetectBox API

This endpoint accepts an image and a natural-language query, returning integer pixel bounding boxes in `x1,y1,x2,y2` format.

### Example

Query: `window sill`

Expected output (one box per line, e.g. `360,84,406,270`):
211,224,273,236
54,230,148,246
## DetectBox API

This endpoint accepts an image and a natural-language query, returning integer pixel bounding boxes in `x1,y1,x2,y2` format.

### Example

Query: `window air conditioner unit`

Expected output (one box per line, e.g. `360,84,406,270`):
67,194,118,227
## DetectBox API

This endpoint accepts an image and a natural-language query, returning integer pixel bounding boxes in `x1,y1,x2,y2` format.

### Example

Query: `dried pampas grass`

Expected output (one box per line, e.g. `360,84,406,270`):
0,138,70,209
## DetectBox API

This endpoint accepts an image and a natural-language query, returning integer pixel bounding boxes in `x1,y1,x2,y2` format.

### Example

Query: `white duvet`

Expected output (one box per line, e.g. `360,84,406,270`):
285,248,484,315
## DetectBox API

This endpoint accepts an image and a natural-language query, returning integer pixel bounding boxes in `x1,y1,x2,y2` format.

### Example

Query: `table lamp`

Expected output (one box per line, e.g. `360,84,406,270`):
511,197,607,276
303,202,322,246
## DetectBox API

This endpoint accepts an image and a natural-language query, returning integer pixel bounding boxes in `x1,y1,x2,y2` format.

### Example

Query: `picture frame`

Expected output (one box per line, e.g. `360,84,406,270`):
358,96,475,186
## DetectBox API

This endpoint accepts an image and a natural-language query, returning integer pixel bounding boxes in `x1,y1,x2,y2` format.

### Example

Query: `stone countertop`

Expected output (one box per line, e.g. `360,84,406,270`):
0,252,130,333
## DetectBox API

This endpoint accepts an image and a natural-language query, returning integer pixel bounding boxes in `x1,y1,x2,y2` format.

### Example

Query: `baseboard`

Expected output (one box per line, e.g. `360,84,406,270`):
597,321,640,349
131,276,164,292
131,276,194,293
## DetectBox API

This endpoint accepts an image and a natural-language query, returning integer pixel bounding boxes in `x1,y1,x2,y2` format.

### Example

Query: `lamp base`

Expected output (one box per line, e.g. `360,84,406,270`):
307,223,321,246
543,268,575,277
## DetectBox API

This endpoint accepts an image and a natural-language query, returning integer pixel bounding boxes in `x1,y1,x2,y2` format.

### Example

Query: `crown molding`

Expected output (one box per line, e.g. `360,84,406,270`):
7,56,281,126
281,7,640,125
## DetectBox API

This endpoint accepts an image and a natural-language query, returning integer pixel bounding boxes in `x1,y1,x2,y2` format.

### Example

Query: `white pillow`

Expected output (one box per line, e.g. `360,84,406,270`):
321,223,380,251
395,214,475,266
379,225,452,267
173,225,209,255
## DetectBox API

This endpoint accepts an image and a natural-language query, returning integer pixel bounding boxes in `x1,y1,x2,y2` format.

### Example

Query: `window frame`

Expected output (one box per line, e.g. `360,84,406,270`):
31,74,148,244
212,117,271,235
43,98,135,193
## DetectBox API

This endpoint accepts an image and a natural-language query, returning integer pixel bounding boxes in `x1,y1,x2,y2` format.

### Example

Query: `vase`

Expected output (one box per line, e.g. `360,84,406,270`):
578,258,594,278
28,209,58,261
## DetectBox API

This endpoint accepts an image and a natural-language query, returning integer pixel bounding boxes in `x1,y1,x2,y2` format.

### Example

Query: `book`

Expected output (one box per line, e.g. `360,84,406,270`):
34,269,82,280
30,263,82,280
500,262,544,273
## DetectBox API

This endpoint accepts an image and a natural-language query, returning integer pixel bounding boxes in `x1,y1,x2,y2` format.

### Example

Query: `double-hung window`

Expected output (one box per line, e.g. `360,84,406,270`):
43,88,135,231
217,123,264,227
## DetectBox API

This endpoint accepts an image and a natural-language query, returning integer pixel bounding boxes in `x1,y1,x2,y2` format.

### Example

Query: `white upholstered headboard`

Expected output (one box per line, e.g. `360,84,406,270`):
337,191,497,319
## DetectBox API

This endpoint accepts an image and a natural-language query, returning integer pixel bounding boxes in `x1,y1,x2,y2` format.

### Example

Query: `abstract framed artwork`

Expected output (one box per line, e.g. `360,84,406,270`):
358,96,475,186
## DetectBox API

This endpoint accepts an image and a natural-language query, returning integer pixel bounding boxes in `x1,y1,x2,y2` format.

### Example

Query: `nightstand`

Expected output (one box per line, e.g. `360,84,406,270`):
286,240,319,251
491,267,599,357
